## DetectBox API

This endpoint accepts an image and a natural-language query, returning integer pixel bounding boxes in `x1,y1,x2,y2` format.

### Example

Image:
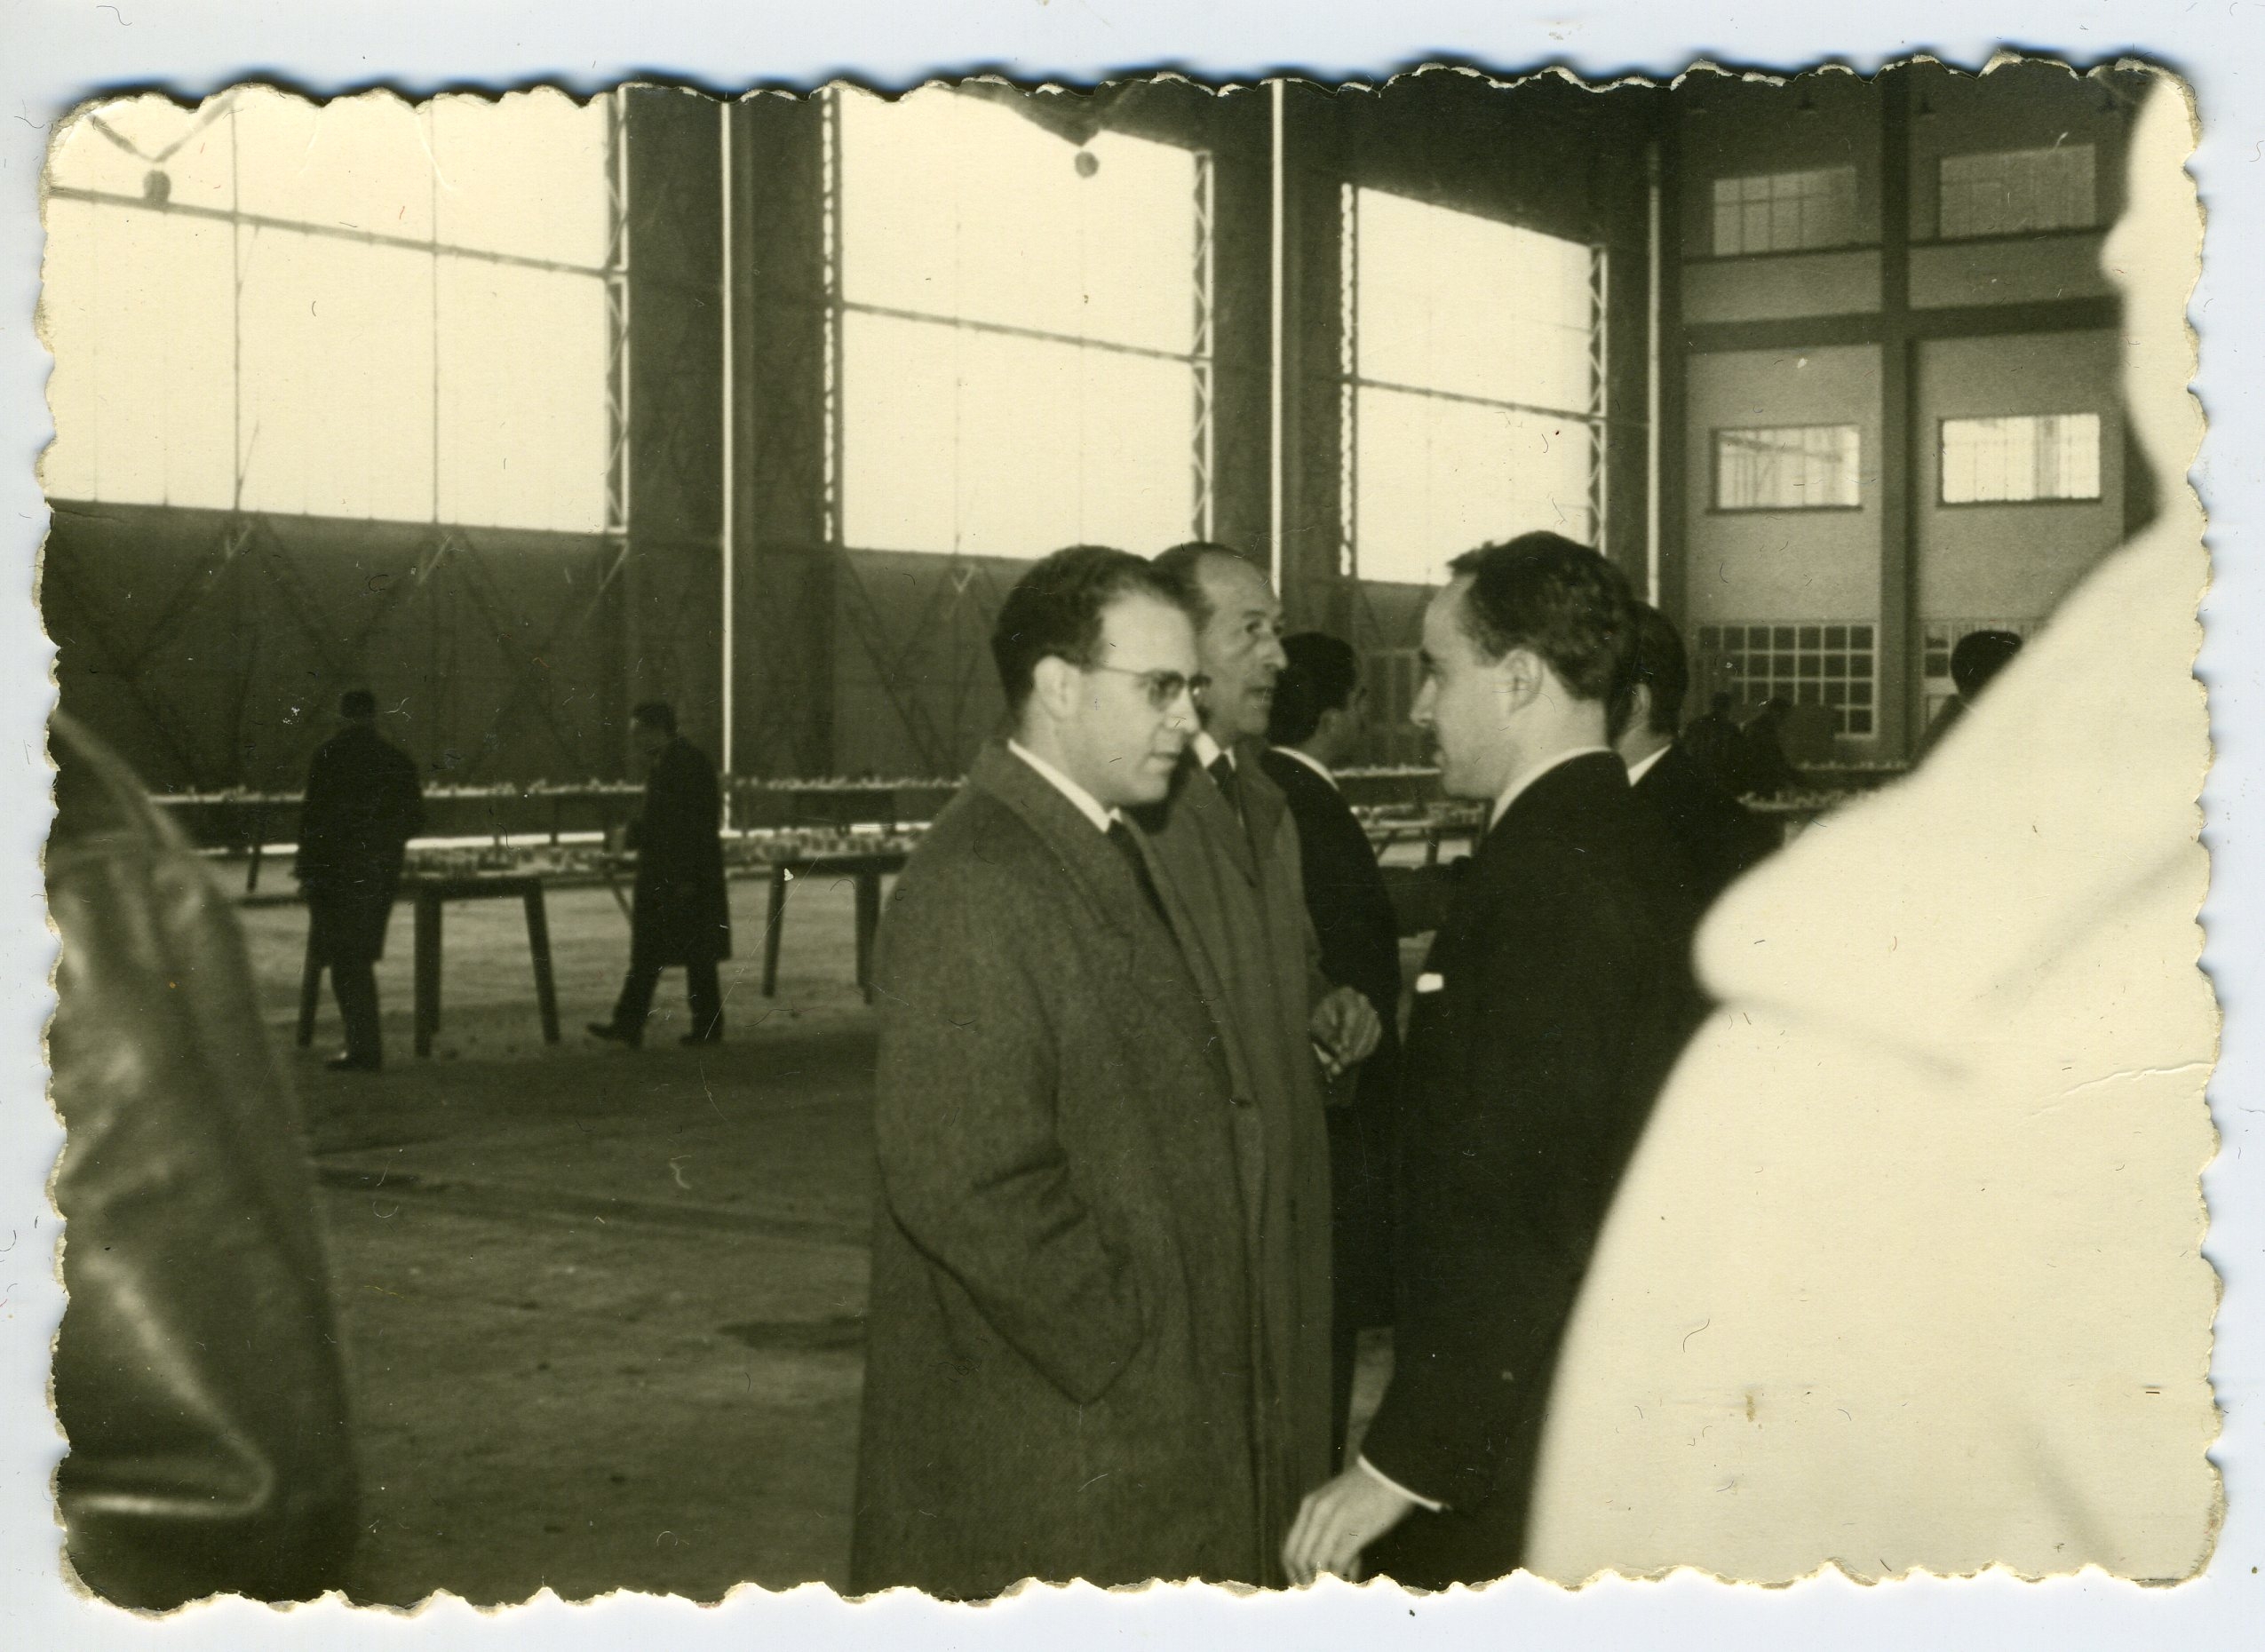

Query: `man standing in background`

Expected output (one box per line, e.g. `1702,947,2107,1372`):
589,702,732,1049
1262,631,1405,1467
296,688,424,1072
1141,543,1381,1577
1611,602,1779,924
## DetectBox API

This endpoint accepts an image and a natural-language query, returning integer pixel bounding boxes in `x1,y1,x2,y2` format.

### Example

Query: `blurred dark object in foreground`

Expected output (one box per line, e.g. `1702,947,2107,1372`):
47,713,357,1610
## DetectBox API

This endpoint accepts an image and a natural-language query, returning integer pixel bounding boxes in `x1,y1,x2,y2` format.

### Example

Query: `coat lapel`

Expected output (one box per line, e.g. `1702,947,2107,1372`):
968,744,1228,1074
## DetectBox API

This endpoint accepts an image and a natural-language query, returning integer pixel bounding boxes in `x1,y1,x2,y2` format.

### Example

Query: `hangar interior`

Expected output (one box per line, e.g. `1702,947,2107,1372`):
36,63,2152,1603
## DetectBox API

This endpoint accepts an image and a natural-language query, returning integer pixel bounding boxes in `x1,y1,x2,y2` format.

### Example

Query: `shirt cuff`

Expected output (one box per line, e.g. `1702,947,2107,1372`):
1357,1452,1445,1513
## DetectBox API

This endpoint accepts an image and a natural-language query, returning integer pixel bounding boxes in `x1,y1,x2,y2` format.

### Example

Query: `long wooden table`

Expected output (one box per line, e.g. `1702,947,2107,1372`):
298,873,561,1059
759,850,909,1005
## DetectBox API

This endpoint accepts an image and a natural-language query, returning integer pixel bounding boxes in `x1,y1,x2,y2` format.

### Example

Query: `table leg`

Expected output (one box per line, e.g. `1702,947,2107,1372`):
761,865,788,997
297,929,322,1048
523,886,561,1045
413,894,441,1059
854,869,881,1004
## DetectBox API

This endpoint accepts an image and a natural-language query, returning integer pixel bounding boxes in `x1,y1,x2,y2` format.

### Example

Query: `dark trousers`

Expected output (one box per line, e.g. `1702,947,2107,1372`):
330,954,384,1064
609,954,723,1041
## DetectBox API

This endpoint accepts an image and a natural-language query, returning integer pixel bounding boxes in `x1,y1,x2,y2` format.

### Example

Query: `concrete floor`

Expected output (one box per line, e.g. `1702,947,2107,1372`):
249,875,883,1603
245,866,1407,1605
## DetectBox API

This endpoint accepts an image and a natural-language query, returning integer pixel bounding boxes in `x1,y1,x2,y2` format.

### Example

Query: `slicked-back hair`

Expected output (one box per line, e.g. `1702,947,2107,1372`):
991,544,1188,714
1608,601,1689,742
631,701,678,736
1152,540,1262,631
1268,631,1360,746
1445,532,1635,706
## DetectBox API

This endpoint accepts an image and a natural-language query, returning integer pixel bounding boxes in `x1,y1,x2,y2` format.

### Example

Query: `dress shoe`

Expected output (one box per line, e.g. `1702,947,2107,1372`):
325,1052,382,1073
586,1021,642,1050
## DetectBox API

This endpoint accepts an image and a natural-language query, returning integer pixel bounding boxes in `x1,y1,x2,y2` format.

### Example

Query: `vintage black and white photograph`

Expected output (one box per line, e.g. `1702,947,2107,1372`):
25,48,2224,1618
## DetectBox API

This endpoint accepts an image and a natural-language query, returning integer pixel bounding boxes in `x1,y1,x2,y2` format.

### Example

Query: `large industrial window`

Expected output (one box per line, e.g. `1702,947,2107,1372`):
1711,166,1859,256
1340,187,1604,587
1938,145,2097,240
1940,413,2102,504
1695,623,1877,737
40,90,622,535
1715,425,1863,511
830,89,1212,560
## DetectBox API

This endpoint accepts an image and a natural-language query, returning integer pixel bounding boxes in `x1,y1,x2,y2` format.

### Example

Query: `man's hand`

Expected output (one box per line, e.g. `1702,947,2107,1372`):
1309,985,1382,1077
1283,1464,1417,1585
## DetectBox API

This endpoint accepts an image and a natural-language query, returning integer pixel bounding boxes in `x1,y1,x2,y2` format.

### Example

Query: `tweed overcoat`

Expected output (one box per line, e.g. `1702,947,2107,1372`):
1133,740,1337,1569
850,742,1269,1598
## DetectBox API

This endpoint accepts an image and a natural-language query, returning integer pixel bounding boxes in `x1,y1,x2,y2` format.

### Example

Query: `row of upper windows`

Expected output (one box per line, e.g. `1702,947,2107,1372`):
1714,415,2102,511
1711,144,2098,256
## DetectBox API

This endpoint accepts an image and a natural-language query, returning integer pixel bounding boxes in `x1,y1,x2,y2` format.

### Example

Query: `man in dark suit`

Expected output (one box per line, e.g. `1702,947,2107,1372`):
853,546,1275,1595
1284,534,1699,1589
1261,631,1403,1467
295,688,423,1072
1610,603,1780,923
588,702,731,1049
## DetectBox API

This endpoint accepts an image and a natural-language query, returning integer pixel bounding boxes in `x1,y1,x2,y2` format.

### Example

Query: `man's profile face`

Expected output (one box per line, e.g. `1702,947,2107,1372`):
1190,553,1287,745
1061,592,1201,811
1411,576,1515,802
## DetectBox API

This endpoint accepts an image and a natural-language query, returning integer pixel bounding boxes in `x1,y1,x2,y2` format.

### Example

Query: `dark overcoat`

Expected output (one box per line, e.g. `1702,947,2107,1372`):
1133,741,1336,1571
850,743,1269,1597
629,736,731,966
1632,740,1780,925
294,722,424,964
1362,753,1701,1588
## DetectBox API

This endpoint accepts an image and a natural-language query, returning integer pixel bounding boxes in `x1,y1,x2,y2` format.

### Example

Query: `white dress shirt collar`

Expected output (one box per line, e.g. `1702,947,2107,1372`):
1006,740,1117,836
1489,745,1615,830
1192,730,1233,773
1268,743,1338,790
1623,743,1671,788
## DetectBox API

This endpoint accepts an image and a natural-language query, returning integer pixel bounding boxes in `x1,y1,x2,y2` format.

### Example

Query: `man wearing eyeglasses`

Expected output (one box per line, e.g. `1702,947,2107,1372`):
851,544,1276,1596
1140,541,1385,1582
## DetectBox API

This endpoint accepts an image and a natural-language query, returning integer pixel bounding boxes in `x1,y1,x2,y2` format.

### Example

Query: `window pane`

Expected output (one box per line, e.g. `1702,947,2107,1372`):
40,197,236,508
1354,386,1593,585
1940,413,2102,503
842,312,1195,559
235,91,436,242
839,88,1196,355
1355,187,1594,411
41,91,613,534
1712,165,1858,254
48,92,238,208
436,259,608,531
1940,145,2097,239
433,91,610,267
236,230,436,520
1716,425,1861,509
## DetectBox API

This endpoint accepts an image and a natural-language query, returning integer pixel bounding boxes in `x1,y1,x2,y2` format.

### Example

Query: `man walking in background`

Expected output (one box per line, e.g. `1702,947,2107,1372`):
590,702,732,1049
1284,535,1698,1588
853,546,1273,1594
1142,542,1381,1577
1262,631,1405,1467
296,688,424,1072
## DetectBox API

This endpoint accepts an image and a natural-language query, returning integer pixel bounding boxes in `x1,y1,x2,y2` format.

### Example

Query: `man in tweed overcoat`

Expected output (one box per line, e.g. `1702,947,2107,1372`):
850,546,1274,1597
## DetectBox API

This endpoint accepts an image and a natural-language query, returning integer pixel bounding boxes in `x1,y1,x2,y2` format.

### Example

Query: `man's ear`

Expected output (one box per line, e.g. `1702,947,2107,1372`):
1493,647,1546,712
1030,654,1078,723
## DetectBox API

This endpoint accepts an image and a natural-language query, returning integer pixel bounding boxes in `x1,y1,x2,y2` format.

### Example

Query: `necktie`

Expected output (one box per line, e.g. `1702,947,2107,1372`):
1207,752,1242,819
1106,818,1172,930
